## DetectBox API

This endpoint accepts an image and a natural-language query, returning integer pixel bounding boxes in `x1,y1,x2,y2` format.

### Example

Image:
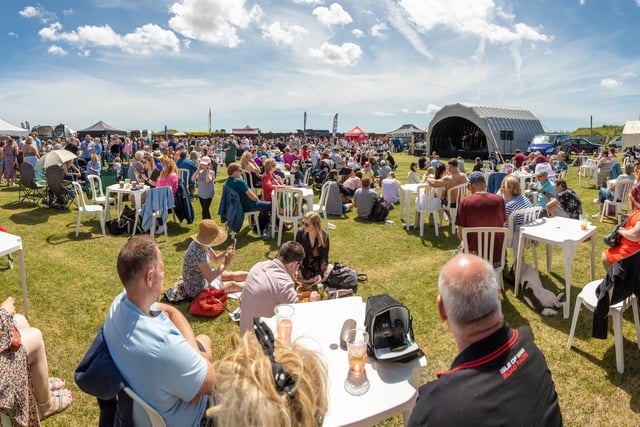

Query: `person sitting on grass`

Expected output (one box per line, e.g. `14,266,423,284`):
546,178,583,219
1,297,72,423
295,212,333,285
182,220,246,298
354,177,377,219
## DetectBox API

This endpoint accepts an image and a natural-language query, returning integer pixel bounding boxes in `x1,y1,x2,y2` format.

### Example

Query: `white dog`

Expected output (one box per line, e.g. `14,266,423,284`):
518,263,565,316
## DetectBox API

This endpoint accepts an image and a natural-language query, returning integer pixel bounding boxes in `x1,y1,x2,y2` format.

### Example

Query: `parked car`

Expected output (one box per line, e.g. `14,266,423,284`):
527,133,571,156
609,135,623,148
566,138,603,156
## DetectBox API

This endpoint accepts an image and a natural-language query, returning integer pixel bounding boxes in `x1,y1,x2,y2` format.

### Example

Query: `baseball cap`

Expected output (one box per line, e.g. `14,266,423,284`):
468,171,486,184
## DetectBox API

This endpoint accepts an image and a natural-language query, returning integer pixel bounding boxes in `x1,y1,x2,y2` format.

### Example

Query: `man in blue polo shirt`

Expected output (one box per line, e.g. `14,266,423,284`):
103,237,216,427
408,254,562,427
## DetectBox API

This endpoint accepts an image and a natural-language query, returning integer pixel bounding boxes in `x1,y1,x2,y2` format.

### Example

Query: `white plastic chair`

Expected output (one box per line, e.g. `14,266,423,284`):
442,182,468,234
71,181,106,238
241,170,261,195
86,175,116,208
601,179,635,224
177,168,189,185
578,159,598,188
273,188,304,246
123,386,167,427
414,184,440,237
302,167,313,188
462,227,511,289
507,206,542,294
309,181,332,236
567,280,640,374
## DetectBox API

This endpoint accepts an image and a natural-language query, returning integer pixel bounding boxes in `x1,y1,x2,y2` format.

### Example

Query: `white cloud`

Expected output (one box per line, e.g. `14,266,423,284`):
262,21,307,45
8,32,18,38
78,50,90,57
408,104,441,115
312,3,352,27
579,0,586,5
168,0,262,48
352,28,364,38
19,5,57,23
383,0,431,59
371,23,388,37
292,0,324,4
308,42,362,65
622,71,637,78
601,78,621,89
63,9,74,16
47,45,68,56
374,111,394,116
38,22,181,55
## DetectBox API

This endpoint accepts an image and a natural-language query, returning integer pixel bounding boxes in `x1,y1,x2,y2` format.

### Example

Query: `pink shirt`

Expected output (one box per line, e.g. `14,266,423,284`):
157,173,178,199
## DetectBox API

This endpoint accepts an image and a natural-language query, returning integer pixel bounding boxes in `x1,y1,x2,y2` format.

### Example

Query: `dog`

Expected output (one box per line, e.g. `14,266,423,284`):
518,263,564,316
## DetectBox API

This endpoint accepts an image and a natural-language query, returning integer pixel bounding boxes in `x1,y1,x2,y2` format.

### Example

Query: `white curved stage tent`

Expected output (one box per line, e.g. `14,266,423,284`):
426,103,544,159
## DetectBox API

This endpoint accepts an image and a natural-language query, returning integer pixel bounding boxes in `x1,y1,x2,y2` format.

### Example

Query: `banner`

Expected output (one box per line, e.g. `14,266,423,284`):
303,111,307,137
332,113,338,139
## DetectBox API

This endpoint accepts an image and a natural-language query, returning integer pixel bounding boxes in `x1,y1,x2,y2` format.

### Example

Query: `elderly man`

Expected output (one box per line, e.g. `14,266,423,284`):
408,254,562,427
530,169,557,214
239,241,305,334
455,171,506,264
103,237,216,427
547,178,583,219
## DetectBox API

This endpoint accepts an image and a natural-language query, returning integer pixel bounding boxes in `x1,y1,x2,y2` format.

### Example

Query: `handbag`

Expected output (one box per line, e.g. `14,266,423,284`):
189,288,228,317
326,263,367,292
604,211,638,247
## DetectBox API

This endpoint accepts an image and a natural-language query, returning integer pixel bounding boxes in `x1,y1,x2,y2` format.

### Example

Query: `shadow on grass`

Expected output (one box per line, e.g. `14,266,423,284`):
7,205,69,225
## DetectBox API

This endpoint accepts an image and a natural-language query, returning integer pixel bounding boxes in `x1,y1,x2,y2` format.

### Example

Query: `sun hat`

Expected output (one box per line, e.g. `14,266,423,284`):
468,171,486,184
199,156,211,166
192,220,228,247
152,150,163,159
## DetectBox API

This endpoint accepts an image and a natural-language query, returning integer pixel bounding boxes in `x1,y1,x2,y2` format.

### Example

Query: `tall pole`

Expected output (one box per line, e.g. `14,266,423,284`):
590,115,593,141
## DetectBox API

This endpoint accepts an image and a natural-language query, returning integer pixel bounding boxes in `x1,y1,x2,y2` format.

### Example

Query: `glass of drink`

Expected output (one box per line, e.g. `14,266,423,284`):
124,178,130,188
344,328,370,396
274,304,295,343
579,213,588,231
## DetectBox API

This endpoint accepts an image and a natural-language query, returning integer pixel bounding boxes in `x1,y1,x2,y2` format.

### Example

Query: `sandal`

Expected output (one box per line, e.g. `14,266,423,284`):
49,377,65,391
39,388,72,419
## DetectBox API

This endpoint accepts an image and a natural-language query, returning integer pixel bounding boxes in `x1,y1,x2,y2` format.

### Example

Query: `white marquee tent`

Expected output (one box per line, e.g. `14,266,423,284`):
622,120,640,148
0,117,28,136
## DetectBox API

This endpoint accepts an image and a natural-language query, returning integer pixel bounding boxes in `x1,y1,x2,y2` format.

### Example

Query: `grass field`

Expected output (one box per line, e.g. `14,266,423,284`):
1,153,640,426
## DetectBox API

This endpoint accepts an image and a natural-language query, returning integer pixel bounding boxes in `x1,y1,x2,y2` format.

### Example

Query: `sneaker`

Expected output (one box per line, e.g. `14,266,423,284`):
156,225,165,234
593,198,599,204
592,213,601,219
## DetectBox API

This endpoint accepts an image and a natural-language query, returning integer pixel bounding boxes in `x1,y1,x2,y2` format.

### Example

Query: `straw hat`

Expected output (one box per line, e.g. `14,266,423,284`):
153,150,163,159
192,220,228,247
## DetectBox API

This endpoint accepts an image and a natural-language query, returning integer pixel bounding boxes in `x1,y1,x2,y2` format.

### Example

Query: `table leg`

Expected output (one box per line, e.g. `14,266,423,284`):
562,248,574,319
404,190,412,230
514,232,526,297
546,243,552,271
590,234,596,280
105,190,112,220
18,249,28,319
271,198,277,239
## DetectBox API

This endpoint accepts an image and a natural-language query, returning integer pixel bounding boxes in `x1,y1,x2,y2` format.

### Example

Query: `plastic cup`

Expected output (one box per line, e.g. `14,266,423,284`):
344,328,370,395
579,213,588,231
119,181,124,188
274,304,295,343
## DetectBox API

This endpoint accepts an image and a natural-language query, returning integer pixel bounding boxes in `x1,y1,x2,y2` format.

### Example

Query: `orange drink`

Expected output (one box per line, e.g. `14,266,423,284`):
274,304,295,343
348,345,367,377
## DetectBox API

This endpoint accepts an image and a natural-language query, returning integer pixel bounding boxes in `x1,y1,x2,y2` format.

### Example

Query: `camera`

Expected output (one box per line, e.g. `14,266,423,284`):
373,312,406,351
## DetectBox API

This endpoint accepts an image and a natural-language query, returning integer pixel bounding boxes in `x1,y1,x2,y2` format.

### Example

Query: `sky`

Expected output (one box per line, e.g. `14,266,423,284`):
1,0,640,135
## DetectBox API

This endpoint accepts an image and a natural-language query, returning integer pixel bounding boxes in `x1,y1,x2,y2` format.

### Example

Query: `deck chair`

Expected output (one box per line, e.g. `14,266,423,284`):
442,182,468,233
601,179,635,224
18,162,46,206
86,175,116,209
462,227,511,289
123,387,167,427
71,181,106,237
45,165,76,211
414,184,440,237
273,188,304,246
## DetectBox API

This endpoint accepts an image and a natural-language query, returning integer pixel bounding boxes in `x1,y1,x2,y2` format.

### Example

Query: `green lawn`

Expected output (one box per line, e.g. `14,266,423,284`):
1,153,639,426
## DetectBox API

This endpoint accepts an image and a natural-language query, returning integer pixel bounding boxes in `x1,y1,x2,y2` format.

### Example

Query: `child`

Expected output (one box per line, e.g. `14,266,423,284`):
193,156,215,219
111,156,122,180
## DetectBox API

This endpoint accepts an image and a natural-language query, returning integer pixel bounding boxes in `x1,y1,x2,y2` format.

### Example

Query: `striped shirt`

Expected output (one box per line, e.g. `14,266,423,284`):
506,194,534,226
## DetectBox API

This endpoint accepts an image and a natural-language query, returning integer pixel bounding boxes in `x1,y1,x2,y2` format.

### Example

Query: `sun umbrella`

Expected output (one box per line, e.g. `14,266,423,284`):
35,149,77,170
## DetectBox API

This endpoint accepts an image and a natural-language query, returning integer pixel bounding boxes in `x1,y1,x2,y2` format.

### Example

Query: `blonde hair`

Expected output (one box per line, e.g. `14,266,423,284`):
240,151,253,169
303,211,326,248
160,158,177,178
263,158,277,172
208,333,328,427
503,175,522,196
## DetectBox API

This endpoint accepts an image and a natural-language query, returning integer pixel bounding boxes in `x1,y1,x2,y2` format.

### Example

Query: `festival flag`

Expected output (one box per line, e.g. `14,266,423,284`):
332,113,338,139
164,125,168,140
303,111,307,137
208,108,212,134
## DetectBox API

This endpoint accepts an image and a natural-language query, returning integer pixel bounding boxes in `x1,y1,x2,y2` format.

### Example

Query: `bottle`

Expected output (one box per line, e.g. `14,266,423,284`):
309,284,321,302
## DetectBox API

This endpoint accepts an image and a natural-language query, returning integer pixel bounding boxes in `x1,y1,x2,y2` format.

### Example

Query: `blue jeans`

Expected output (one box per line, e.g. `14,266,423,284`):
599,188,614,203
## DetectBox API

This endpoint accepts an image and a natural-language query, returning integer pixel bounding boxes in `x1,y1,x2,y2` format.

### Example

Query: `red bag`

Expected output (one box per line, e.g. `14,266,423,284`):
189,288,228,317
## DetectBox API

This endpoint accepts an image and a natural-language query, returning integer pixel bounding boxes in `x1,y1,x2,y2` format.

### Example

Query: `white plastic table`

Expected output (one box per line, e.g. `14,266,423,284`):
105,184,150,236
0,232,28,318
514,216,597,319
263,297,427,427
400,183,421,230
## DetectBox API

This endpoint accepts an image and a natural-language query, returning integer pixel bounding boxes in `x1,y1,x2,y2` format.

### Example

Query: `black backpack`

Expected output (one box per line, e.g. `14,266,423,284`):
364,294,424,363
369,197,392,222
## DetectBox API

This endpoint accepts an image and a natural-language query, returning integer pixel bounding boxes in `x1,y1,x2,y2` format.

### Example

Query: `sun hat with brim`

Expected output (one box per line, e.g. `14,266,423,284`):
192,220,228,247
153,150,163,159
199,156,211,165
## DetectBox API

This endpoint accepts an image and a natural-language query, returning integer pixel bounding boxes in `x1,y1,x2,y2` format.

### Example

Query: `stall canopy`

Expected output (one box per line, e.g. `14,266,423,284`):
344,126,368,142
0,117,28,136
426,103,544,159
622,121,640,148
387,124,425,138
78,120,125,138
232,125,260,136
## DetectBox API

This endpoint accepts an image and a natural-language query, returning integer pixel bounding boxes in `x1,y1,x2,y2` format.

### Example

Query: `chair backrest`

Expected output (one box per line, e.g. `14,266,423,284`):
482,161,494,173
318,181,332,211
274,188,304,219
71,181,88,209
507,206,542,246
177,168,189,184
86,175,105,199
303,167,313,188
415,184,439,212
446,182,468,209
19,162,37,188
585,159,597,168
556,170,567,180
241,170,259,192
462,227,510,272
123,387,167,427
101,169,118,191
45,165,66,192
615,179,635,209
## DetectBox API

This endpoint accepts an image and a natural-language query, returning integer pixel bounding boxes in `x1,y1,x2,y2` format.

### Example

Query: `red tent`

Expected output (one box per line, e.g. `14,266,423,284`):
344,126,368,142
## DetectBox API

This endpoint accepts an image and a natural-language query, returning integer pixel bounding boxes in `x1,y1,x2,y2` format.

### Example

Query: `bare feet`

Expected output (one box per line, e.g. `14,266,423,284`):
39,388,72,419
